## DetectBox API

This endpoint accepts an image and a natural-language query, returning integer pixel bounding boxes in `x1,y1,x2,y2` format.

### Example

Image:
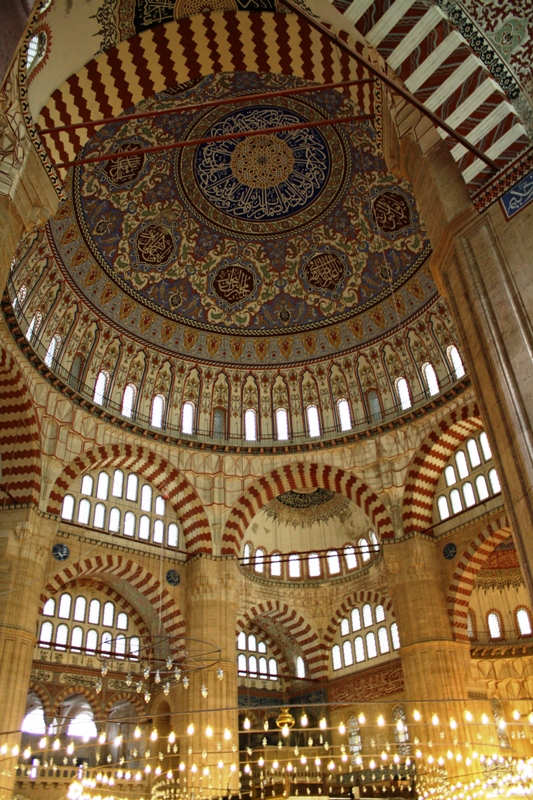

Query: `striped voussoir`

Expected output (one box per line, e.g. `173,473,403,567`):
46,444,212,553
41,555,185,639
237,600,326,679
323,589,395,646
28,682,53,722
104,692,145,716
402,403,483,536
222,462,394,556
0,347,41,506
38,11,374,167
53,684,102,717
446,514,511,642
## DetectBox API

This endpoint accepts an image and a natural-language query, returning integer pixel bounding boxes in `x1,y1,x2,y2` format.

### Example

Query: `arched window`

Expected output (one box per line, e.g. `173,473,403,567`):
141,484,152,512
151,394,166,428
366,388,381,422
121,384,137,418
359,538,371,563
44,334,62,368
517,608,532,636
340,618,350,636
243,543,251,565
61,494,75,521
88,599,100,625
95,472,109,501
109,507,120,532
391,622,400,650
289,554,300,578
337,398,352,431
366,631,377,658
444,465,457,486
354,636,365,662
26,311,42,342
275,407,289,441
182,401,195,435
112,469,124,498
296,656,305,678
422,362,439,396
248,636,256,651
254,548,264,573
475,474,489,501
40,621,53,647
269,658,278,679
270,552,281,577
93,502,105,528
26,31,47,71
378,626,390,654
22,706,46,735
81,475,94,495
77,498,91,525
71,626,83,652
237,631,246,649
166,523,178,547
258,656,268,677
449,488,462,514
306,405,321,438
332,644,342,670
116,634,126,658
455,451,469,479
213,407,226,439
68,712,97,740
488,611,503,639
13,284,27,310
103,602,114,627
249,655,257,676
467,438,482,468
93,370,109,406
308,553,321,577
244,408,257,441
327,550,340,574
124,511,136,537
155,495,165,515
362,603,373,627
86,629,98,655
69,354,84,390
479,431,492,461
55,623,69,650
73,597,86,622
43,598,55,616
395,377,412,411
130,637,140,659
447,345,465,380
344,545,357,570
138,515,150,540
343,639,354,666
237,654,247,675
351,608,361,632
375,604,385,623
126,473,138,501
101,631,112,656
489,468,501,494
117,612,128,630
153,519,164,544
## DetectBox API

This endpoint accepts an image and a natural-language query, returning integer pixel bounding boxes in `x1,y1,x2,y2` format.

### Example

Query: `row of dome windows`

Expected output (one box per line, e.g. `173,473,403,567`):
436,433,501,522
242,536,379,580
332,624,400,670
77,471,163,508
237,655,279,680
468,608,533,641
39,622,140,658
22,307,466,439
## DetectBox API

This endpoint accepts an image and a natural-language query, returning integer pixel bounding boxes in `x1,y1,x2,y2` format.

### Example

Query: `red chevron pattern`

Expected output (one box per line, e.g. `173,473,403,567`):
41,556,185,638
323,590,395,646
402,403,483,535
0,348,41,506
446,514,511,642
223,462,394,556
46,445,212,553
39,12,375,167
237,600,325,678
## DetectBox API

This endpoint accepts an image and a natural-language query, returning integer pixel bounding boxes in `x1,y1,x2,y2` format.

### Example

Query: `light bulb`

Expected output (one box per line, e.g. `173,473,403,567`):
358,713,365,724
187,723,195,735
244,764,251,774
230,763,236,772
136,681,143,693
168,731,176,744
223,728,231,740
314,757,321,767
393,754,400,764
465,710,473,722
428,755,434,764
155,766,162,776
369,760,376,770
416,750,422,759
281,724,289,737
126,673,132,687
381,751,387,761
529,712,533,725
101,663,108,676
498,719,506,730
413,710,421,722
179,762,186,771
482,714,489,725
95,681,102,694
143,666,150,679
300,713,308,727
319,717,327,730
341,753,348,762
397,720,404,732
243,717,251,730
258,757,264,767
134,726,141,739
164,681,170,696
339,722,346,735
39,737,47,749
99,733,106,745
191,763,197,773
53,738,60,751
201,684,208,698
203,766,210,776
167,657,173,669
206,725,213,738
23,747,31,759
114,734,122,747
287,762,294,772
175,667,181,681
513,710,521,721
432,714,439,726
217,667,224,680
11,745,19,757
263,719,269,731
66,742,74,755
450,718,457,730
273,760,279,770
144,691,151,703
377,715,385,727
155,670,161,684
150,729,158,741
301,756,307,765
218,760,224,769
145,764,151,774
183,676,189,688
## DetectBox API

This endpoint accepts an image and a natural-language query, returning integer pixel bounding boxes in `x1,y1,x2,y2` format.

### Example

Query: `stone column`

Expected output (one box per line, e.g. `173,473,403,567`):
0,508,56,799
176,557,240,800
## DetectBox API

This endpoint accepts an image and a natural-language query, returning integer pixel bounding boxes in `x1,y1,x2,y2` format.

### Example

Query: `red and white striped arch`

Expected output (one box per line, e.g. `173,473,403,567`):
402,403,483,536
446,514,512,642
237,600,325,679
222,462,394,555
41,555,185,639
46,444,212,554
0,347,41,506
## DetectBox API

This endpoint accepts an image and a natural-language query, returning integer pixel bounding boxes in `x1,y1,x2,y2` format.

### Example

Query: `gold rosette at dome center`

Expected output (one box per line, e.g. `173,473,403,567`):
230,135,295,189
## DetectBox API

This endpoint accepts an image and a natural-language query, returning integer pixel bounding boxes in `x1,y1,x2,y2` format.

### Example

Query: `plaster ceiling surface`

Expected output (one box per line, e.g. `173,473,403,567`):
46,71,436,368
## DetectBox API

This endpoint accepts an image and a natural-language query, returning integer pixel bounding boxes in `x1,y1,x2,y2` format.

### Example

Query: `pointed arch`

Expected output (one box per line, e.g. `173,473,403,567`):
27,682,53,722
104,693,145,717
52,686,101,721
0,347,41,506
40,556,185,640
402,402,484,535
236,600,325,679
446,514,512,642
223,462,393,555
46,444,212,553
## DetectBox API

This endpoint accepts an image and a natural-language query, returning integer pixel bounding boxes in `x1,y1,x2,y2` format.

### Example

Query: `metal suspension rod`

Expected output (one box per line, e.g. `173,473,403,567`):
53,113,374,169
38,77,376,136
276,0,498,171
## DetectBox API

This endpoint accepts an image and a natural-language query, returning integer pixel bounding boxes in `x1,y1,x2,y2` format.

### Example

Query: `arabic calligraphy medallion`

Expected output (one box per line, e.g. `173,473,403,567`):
302,251,347,295
102,139,146,188
209,261,259,311
133,223,175,268
372,190,412,235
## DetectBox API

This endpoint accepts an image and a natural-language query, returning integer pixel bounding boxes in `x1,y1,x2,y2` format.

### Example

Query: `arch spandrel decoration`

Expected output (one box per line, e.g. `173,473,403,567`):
446,515,512,642
0,348,41,506
39,12,375,167
46,444,212,553
40,556,185,639
236,599,325,678
223,462,394,556
402,403,484,536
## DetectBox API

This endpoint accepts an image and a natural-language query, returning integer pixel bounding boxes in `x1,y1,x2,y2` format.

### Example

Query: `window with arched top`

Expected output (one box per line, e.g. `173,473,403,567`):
44,334,62,368
275,407,289,441
182,401,195,435
213,407,226,439
96,472,109,500
236,632,278,681
26,311,42,343
296,656,305,678
151,394,165,429
308,553,321,577
93,370,109,406
244,408,257,441
332,644,342,671
121,384,137,418
93,502,105,528
112,469,124,498
254,548,265,573
366,389,381,422
58,593,72,619
333,600,398,673
61,494,75,521
447,345,465,380
69,354,84,390
270,552,281,577
77,498,90,525
141,484,152,512
337,398,352,431
289,554,300,578
395,377,412,411
436,431,500,522
344,545,357,570
517,608,532,637
306,405,321,438
243,543,251,566
126,473,138,502
422,362,439,396
327,550,340,575
488,611,503,639
359,538,371,563
13,284,26,309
